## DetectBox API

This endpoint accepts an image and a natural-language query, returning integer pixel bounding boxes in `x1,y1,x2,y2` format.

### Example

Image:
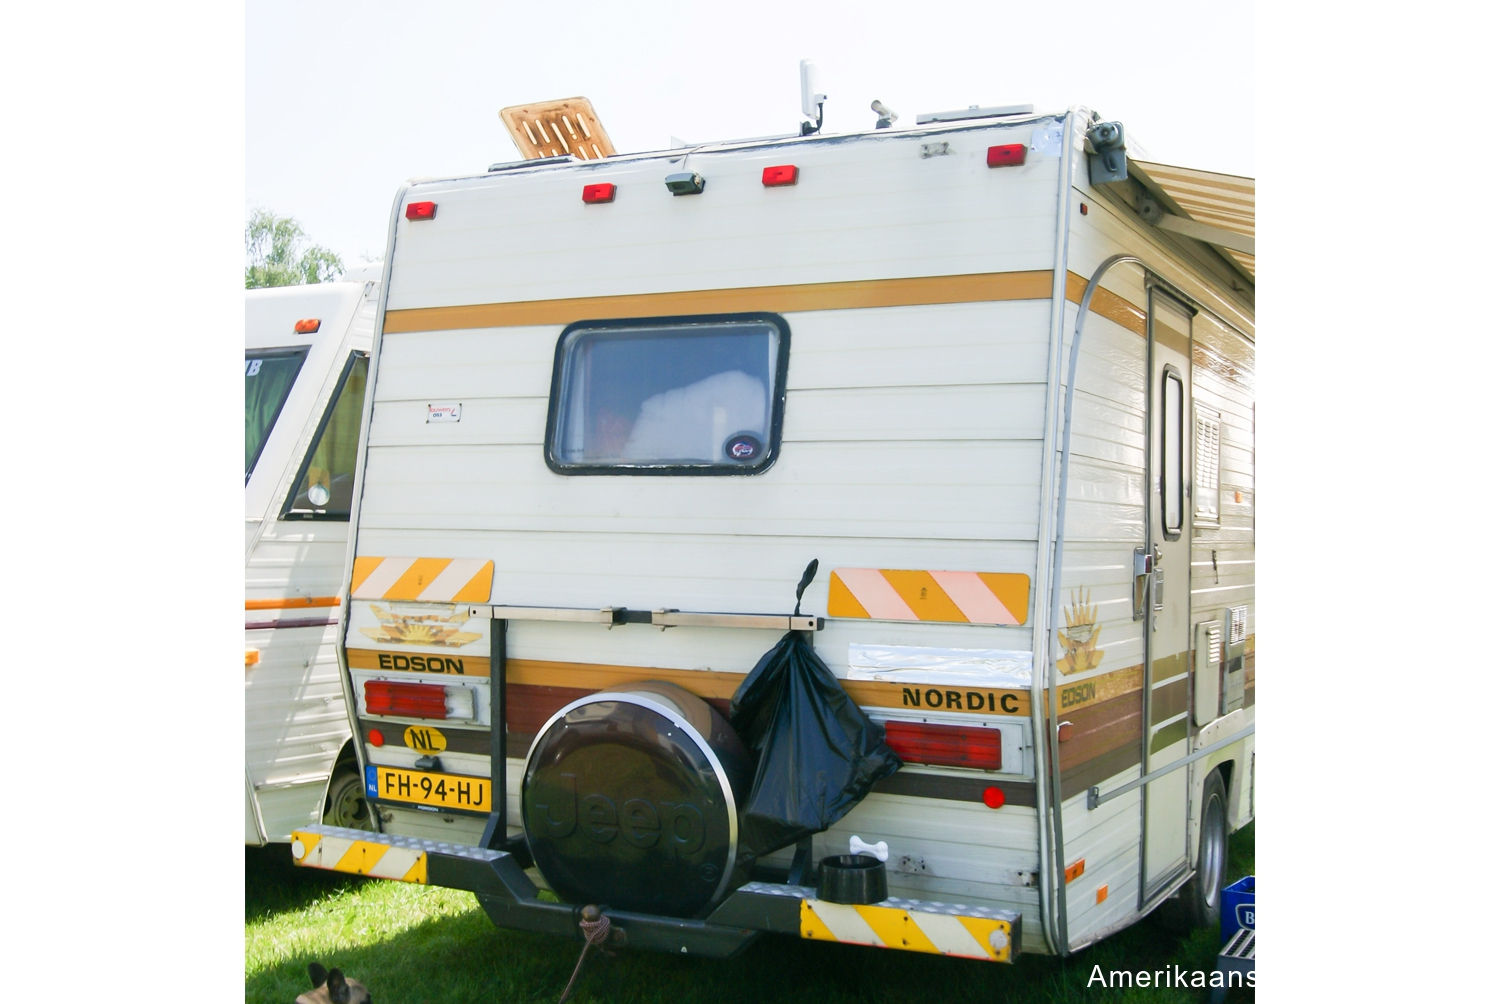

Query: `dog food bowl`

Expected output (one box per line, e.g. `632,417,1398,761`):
817,853,888,904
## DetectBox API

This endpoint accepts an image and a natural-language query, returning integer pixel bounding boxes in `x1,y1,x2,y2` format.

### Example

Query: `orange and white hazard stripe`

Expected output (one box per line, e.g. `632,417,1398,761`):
799,897,1014,961
349,556,494,603
290,827,427,884
828,568,1029,626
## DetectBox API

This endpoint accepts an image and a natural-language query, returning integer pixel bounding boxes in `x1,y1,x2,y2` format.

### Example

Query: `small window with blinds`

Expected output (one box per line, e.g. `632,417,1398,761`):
1194,406,1222,525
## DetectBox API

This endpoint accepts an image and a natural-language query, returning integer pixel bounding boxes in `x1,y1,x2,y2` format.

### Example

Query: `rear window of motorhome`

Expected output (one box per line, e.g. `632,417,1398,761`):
283,353,369,519
545,314,789,475
245,348,309,480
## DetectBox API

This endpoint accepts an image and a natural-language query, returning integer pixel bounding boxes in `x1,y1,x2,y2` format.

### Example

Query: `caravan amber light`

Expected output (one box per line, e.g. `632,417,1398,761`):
293,318,321,334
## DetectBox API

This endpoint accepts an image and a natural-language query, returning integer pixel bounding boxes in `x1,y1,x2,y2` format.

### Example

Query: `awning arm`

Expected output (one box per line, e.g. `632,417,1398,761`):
1152,212,1255,256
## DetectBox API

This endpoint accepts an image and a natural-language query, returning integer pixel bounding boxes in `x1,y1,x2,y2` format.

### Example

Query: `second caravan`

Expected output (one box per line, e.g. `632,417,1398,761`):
245,265,380,845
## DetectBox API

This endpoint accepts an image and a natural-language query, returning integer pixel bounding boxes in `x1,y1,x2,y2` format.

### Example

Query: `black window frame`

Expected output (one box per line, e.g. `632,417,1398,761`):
1160,364,1185,540
543,312,791,477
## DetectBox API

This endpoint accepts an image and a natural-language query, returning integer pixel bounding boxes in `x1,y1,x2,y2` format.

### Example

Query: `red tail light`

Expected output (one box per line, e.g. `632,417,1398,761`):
365,680,449,719
882,721,1002,770
986,144,1027,167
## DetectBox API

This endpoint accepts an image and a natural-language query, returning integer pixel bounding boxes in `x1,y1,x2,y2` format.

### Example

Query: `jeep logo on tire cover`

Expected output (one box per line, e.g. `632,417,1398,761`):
522,687,749,918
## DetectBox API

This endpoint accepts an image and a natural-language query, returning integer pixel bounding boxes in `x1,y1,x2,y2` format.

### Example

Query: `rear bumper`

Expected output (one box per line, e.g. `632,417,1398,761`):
291,824,1020,962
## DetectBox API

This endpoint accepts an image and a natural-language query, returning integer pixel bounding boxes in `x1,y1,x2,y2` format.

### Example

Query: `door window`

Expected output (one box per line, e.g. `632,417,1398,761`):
1161,367,1184,537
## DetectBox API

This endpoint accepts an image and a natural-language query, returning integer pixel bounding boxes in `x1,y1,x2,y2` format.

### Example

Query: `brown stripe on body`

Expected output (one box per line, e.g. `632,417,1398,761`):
382,271,1056,333
379,269,1149,339
1056,689,1143,801
1150,677,1188,726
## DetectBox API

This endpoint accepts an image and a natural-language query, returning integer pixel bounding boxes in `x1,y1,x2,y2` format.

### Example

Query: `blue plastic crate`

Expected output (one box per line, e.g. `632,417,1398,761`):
1220,875,1255,944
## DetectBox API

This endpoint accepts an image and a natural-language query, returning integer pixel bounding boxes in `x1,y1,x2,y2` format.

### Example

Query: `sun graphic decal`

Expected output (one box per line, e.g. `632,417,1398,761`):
1057,588,1104,675
359,604,484,648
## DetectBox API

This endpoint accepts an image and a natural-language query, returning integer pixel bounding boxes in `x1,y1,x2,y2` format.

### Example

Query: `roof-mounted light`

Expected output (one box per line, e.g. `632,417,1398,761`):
761,165,798,187
405,201,437,221
582,182,616,204
986,144,1027,168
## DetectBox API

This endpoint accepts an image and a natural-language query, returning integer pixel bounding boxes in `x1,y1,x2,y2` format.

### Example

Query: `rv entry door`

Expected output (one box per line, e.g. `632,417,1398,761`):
1140,287,1194,903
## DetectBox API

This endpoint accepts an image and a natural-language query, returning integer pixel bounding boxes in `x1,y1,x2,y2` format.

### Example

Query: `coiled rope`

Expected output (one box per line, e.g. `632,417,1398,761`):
558,906,611,1003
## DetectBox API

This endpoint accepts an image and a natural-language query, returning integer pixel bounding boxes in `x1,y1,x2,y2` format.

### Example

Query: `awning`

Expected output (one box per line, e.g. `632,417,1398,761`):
1128,159,1254,282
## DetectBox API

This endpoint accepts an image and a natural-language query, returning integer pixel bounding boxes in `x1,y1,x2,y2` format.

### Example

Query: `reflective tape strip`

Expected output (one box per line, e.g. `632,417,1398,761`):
799,899,1013,961
349,557,494,603
828,568,1029,625
290,829,427,884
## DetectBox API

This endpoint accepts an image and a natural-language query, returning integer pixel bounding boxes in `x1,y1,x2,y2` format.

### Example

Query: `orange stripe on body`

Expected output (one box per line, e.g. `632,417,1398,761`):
245,596,339,611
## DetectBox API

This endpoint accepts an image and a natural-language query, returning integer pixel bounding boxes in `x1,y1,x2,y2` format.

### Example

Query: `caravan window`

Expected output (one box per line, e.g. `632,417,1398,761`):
245,347,309,480
545,314,789,475
282,352,369,519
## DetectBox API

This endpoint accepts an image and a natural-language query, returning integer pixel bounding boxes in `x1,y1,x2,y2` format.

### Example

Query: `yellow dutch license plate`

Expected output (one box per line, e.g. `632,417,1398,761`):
371,766,491,812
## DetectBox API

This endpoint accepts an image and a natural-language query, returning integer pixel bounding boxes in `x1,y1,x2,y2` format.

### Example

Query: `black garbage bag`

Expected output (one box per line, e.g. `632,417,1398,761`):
729,629,903,866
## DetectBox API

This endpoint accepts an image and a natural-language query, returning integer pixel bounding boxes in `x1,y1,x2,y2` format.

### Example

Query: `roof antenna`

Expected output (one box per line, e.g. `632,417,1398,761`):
799,59,826,136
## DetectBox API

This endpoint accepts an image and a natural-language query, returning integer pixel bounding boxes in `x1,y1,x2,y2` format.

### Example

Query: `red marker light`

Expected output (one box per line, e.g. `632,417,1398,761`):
982,786,1006,809
405,201,437,221
368,729,385,748
293,318,321,334
986,144,1027,167
582,182,616,204
761,164,798,187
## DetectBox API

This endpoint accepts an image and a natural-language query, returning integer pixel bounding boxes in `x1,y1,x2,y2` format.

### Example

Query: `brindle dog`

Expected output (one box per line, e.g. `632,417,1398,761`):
295,962,371,1004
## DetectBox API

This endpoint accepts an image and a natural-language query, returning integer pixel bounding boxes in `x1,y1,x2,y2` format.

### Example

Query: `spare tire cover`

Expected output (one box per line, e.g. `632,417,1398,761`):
521,682,750,917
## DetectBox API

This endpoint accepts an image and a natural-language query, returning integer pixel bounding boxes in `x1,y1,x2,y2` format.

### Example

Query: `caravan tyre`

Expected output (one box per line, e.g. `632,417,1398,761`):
1158,770,1229,932
323,762,374,831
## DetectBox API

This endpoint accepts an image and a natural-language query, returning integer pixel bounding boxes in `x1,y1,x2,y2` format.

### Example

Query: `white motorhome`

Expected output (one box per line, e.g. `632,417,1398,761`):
246,266,380,845
292,94,1254,963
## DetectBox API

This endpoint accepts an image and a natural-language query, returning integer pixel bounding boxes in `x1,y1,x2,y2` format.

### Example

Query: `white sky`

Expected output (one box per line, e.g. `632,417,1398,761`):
247,0,1256,267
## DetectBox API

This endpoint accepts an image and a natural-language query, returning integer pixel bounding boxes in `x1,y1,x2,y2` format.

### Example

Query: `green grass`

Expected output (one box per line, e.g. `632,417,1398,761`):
247,822,1252,1003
